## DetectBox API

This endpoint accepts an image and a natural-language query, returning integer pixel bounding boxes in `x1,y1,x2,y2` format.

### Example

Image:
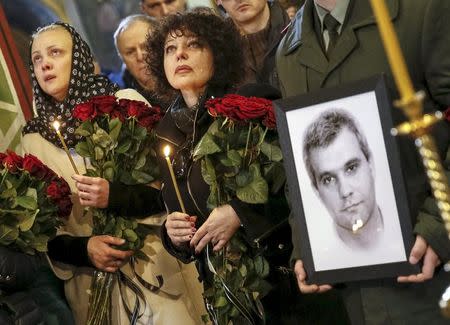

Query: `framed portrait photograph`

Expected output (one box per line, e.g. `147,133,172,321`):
274,75,418,284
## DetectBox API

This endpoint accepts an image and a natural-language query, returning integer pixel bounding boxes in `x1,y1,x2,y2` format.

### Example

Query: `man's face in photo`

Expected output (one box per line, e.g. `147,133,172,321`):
141,0,185,18
309,127,376,231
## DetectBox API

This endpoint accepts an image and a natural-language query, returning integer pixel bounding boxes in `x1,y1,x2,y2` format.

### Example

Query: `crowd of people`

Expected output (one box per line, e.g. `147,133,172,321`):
0,0,449,324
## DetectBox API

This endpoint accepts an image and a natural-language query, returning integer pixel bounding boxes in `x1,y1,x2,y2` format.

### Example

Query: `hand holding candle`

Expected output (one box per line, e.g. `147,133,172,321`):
52,121,79,174
164,145,186,213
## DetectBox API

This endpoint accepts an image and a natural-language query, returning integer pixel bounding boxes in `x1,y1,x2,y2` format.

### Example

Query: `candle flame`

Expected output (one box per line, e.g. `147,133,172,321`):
163,145,171,157
53,121,60,131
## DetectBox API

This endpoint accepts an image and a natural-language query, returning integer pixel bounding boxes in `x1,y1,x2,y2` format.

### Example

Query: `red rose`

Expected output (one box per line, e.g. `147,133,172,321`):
114,99,133,121
3,150,23,173
57,197,73,218
0,152,6,169
239,97,270,120
23,154,48,179
115,99,148,118
206,95,273,124
44,168,58,182
263,106,276,129
137,106,163,130
445,107,450,122
46,181,63,200
73,102,97,121
127,102,141,117
92,95,117,114
57,178,71,196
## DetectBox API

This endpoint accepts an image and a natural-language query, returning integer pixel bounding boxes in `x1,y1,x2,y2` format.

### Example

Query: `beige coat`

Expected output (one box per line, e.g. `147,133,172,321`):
21,89,207,325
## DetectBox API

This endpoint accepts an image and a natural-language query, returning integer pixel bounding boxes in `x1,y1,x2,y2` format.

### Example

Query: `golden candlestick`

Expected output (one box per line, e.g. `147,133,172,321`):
52,121,79,174
163,145,186,213
370,0,450,317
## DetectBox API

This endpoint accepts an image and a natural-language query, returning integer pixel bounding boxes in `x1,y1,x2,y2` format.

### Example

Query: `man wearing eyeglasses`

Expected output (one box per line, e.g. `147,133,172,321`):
140,0,186,18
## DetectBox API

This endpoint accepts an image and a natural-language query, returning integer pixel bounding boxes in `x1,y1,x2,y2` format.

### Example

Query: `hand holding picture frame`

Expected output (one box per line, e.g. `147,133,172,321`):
274,75,418,285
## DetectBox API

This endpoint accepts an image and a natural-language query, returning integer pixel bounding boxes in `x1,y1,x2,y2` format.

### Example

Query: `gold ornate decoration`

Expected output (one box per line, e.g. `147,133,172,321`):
369,0,450,317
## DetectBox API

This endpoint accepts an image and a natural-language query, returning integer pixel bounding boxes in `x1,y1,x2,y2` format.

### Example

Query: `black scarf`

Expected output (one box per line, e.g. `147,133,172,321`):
23,22,119,149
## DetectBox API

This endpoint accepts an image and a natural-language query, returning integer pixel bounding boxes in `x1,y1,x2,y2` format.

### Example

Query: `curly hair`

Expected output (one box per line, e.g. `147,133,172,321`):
145,8,243,98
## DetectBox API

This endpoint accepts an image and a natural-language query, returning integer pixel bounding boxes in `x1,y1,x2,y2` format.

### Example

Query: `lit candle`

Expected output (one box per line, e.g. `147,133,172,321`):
52,121,79,174
163,145,186,213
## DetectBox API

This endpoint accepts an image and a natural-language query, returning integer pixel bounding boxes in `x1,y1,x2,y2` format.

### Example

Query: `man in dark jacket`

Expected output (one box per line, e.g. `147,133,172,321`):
114,14,169,108
217,0,290,88
276,0,450,323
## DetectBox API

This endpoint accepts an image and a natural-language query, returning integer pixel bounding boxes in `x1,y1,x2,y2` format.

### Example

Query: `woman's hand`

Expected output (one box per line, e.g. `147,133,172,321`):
166,212,196,247
190,204,241,254
87,235,133,273
72,174,109,208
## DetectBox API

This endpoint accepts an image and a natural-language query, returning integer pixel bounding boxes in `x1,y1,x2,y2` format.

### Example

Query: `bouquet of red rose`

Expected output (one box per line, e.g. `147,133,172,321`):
193,94,285,325
72,95,163,325
0,150,71,255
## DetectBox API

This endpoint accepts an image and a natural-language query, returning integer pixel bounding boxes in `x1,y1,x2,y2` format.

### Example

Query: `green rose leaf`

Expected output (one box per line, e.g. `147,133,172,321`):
94,146,104,161
0,186,16,199
15,196,38,210
114,228,123,238
236,169,251,187
227,150,242,166
253,255,269,278
18,209,38,231
236,164,268,204
75,121,94,137
208,119,226,138
116,138,132,154
103,217,116,234
75,141,91,157
32,235,49,252
214,296,228,308
109,118,122,141
133,125,147,140
92,128,113,149
135,151,147,170
264,162,286,194
206,185,219,210
103,167,115,181
201,157,216,185
85,168,99,177
239,263,248,277
193,133,222,160
131,170,155,184
260,141,283,162
124,229,138,242
0,225,19,243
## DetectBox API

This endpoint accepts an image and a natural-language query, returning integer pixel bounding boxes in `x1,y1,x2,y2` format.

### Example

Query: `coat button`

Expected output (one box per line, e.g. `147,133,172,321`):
278,244,284,250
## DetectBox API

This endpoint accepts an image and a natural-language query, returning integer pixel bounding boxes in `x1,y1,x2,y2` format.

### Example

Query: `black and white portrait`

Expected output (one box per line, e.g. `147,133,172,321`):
286,91,407,271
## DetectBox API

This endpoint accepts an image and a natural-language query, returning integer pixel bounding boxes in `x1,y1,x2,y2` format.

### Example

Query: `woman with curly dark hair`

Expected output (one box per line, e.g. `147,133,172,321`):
144,8,298,325
146,8,243,101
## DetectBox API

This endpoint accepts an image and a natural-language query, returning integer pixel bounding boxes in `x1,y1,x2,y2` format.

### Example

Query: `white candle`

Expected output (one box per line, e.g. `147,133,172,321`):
53,121,79,174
